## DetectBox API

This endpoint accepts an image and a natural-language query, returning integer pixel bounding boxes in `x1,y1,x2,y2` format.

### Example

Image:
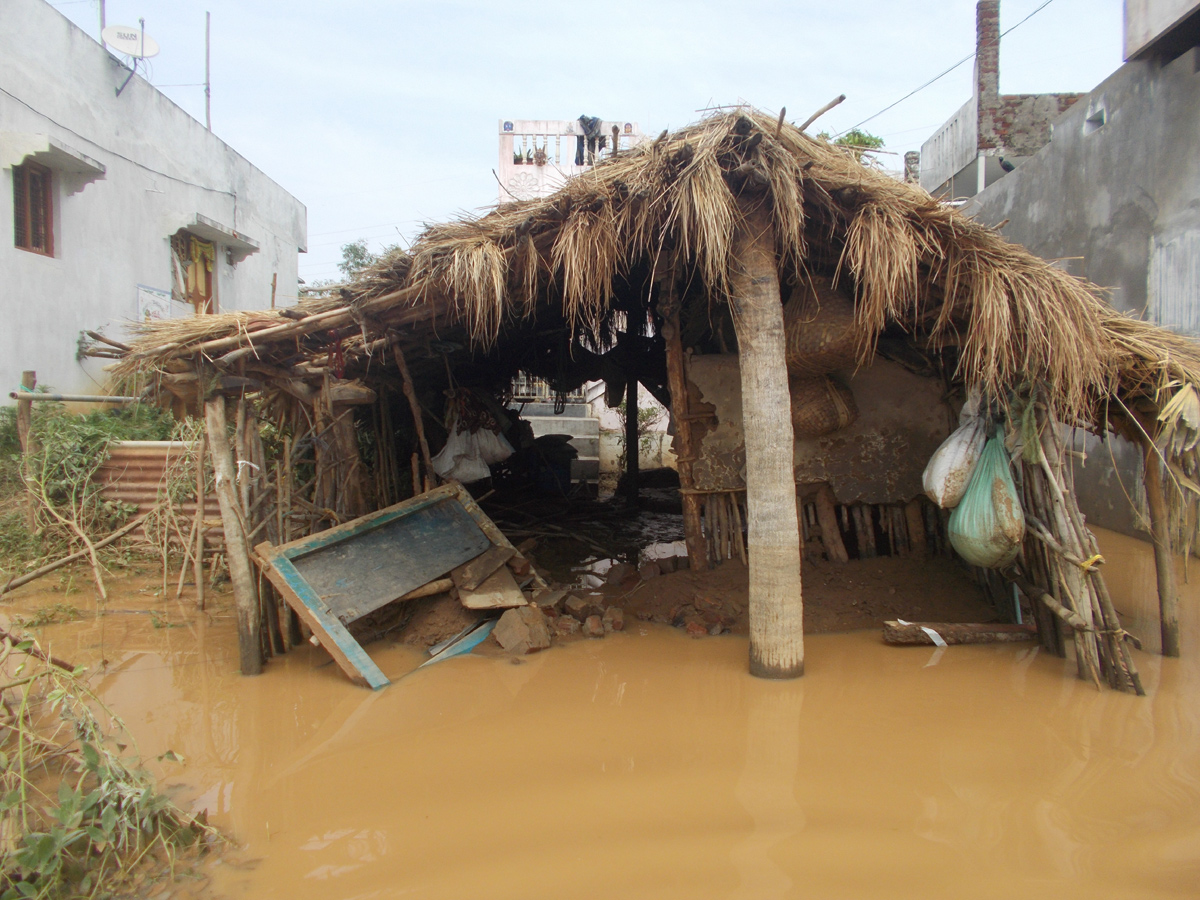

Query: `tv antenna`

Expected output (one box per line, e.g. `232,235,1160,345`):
103,19,159,97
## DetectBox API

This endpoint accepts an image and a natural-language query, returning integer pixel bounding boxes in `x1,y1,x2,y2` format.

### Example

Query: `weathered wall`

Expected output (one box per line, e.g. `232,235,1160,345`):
1,0,307,398
1126,0,1200,57
686,355,952,504
971,46,1200,535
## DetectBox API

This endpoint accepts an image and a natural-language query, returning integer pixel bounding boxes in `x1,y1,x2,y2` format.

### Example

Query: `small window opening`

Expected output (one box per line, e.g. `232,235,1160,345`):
171,231,216,314
13,162,53,256
1084,107,1107,136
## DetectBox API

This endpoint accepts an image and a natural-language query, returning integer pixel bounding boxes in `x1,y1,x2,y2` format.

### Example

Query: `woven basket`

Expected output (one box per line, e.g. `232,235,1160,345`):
790,375,858,438
782,275,857,376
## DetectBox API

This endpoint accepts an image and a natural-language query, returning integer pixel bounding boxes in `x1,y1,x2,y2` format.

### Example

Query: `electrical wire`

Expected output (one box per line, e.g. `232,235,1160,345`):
0,84,236,199
835,0,1058,137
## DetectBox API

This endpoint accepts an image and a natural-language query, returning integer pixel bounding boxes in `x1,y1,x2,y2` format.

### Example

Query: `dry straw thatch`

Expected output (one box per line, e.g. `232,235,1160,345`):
112,108,1200,453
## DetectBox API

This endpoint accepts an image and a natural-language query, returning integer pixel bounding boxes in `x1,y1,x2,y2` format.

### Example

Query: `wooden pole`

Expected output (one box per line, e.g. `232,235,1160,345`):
17,371,35,530
1142,438,1181,657
204,395,262,675
391,339,436,491
730,197,804,679
657,278,709,571
623,375,639,505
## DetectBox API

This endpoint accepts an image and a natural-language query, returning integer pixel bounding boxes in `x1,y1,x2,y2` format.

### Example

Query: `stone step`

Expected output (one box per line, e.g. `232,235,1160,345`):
526,416,599,439
519,402,590,418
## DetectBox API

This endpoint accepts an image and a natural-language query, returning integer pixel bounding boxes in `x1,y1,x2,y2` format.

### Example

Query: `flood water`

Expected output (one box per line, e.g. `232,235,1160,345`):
14,527,1200,898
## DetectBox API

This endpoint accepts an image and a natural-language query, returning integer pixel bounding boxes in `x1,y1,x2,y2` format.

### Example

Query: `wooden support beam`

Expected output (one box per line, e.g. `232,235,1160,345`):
1142,438,1180,657
657,278,709,571
730,197,804,679
623,374,639,505
204,395,263,676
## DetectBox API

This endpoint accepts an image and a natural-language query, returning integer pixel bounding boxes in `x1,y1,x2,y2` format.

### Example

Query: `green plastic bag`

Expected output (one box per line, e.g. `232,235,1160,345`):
948,432,1025,568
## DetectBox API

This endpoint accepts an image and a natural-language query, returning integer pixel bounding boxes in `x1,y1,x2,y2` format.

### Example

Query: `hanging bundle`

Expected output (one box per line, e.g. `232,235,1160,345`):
922,391,987,509
948,431,1025,568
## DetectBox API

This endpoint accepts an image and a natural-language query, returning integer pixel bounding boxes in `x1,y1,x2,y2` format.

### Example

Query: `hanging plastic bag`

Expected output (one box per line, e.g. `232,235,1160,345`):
432,424,492,484
922,412,987,509
948,432,1025,568
475,428,515,465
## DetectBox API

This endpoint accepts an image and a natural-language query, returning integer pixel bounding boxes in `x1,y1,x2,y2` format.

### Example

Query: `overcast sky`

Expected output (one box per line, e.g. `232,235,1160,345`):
54,0,1124,287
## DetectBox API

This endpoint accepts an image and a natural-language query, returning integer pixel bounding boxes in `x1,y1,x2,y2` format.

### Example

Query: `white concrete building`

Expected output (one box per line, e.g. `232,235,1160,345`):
497,118,646,203
1,0,306,398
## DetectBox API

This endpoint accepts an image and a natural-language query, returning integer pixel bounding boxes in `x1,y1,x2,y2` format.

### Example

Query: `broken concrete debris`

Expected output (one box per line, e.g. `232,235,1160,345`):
553,615,581,636
583,615,605,638
602,607,625,633
493,607,552,655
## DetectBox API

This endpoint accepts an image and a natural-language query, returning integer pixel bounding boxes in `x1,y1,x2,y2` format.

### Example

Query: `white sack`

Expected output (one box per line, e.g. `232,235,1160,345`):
432,424,512,484
922,414,987,509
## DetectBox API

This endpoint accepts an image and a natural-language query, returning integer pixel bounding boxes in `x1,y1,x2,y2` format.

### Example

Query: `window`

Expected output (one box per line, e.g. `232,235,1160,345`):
171,231,216,314
12,161,53,255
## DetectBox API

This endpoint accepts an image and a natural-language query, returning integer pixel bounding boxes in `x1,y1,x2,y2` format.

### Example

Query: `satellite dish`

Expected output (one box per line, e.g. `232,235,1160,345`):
102,24,160,58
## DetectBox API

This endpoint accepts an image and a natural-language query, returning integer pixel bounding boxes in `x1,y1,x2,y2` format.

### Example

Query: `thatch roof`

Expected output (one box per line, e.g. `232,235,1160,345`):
109,108,1200,445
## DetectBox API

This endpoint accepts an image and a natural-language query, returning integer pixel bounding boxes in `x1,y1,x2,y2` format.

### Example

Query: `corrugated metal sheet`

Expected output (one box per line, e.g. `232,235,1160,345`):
95,441,224,544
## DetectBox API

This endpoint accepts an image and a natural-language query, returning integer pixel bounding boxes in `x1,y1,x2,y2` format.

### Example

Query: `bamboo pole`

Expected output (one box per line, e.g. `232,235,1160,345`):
1141,437,1181,657
390,339,436,491
204,395,262,676
730,196,803,679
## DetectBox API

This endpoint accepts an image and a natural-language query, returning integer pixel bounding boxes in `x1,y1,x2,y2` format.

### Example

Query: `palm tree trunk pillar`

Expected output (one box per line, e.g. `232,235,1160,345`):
730,197,804,678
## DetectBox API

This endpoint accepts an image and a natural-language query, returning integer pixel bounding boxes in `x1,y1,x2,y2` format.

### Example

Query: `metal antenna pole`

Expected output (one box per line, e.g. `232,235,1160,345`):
99,0,106,47
205,11,212,131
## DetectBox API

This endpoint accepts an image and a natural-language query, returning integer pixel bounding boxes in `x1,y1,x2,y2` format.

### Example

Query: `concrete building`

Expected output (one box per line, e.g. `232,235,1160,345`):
920,0,1085,198
2,0,307,398
497,118,646,203
964,0,1200,535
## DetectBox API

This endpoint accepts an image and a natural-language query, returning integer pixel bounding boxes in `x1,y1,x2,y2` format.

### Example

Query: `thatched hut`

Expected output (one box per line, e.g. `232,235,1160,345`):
98,108,1200,693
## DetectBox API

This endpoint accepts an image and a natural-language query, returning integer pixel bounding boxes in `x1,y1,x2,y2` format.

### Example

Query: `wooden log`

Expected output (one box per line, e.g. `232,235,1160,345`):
814,484,849,563
882,621,1038,645
204,396,263,676
657,277,709,571
1142,437,1180,657
730,197,803,678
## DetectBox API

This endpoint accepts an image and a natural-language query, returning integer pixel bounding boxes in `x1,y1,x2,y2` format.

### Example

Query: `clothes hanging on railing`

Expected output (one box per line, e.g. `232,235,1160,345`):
576,115,605,166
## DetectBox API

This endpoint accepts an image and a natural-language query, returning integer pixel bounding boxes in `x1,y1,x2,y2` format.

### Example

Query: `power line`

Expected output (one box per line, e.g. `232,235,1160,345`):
835,0,1058,137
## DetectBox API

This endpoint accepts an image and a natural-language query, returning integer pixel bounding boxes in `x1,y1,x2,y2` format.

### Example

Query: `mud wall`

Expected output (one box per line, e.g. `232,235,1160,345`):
686,354,953,504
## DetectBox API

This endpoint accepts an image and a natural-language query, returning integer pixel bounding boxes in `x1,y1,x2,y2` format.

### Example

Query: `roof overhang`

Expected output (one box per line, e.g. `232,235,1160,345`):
1,134,106,191
184,214,259,261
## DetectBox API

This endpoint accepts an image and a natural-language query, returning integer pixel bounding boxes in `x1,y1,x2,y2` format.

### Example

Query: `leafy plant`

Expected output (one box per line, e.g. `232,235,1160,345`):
0,635,217,898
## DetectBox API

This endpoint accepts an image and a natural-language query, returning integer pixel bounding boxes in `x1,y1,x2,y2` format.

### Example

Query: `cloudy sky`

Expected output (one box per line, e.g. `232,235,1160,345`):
54,0,1125,286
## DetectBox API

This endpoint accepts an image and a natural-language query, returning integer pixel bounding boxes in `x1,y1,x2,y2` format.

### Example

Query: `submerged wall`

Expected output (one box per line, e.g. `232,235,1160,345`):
685,354,952,504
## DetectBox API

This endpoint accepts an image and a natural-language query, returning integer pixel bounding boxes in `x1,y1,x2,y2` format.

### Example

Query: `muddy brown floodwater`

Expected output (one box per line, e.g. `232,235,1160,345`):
6,527,1200,899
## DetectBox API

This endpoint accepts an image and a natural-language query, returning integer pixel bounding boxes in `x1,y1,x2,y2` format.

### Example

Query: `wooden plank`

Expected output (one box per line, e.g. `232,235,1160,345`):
882,621,1038,646
458,565,527,610
258,546,390,689
451,545,515,592
289,497,489,623
451,483,548,591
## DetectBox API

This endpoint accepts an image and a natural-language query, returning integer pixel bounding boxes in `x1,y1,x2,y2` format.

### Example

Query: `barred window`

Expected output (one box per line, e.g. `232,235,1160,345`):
13,162,53,255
